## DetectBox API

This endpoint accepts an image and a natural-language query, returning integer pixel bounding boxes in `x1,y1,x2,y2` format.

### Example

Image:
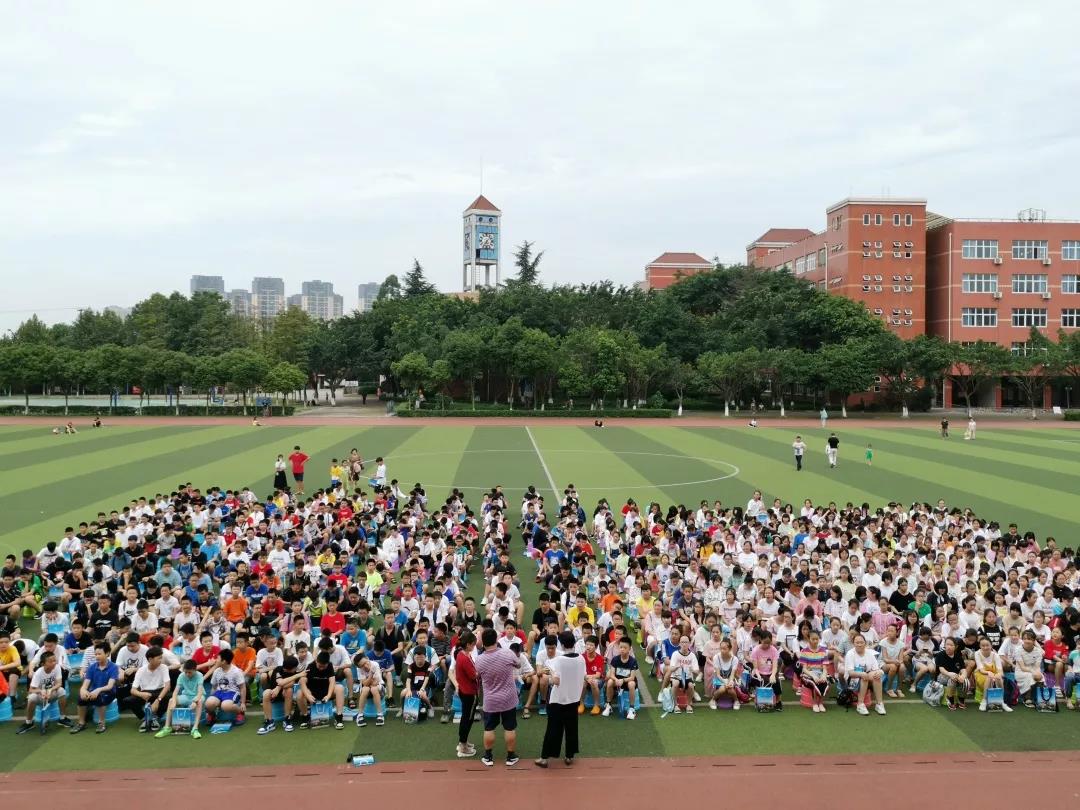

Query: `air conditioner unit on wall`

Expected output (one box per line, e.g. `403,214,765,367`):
992,291,1003,299
1042,291,1052,299
1043,257,1053,266
993,256,1004,265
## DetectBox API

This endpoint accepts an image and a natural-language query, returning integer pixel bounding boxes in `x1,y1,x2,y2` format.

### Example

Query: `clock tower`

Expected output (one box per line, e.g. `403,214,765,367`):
463,195,501,291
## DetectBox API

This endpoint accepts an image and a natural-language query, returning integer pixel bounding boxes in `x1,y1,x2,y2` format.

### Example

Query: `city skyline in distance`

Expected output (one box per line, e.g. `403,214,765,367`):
3,2,1080,333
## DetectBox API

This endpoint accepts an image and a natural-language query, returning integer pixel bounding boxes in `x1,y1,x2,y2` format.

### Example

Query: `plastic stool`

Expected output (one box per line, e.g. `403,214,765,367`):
105,701,120,723
0,697,13,722
34,701,62,723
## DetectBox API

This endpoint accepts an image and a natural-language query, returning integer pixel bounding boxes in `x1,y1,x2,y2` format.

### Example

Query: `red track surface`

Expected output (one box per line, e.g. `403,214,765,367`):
2,415,1077,429
3,752,1077,809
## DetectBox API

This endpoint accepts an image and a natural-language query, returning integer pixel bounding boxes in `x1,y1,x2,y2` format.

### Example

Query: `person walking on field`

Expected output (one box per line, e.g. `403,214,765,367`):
288,445,310,495
474,628,521,768
826,433,840,468
819,407,828,429
940,418,950,439
792,435,807,471
965,416,977,440
535,631,586,769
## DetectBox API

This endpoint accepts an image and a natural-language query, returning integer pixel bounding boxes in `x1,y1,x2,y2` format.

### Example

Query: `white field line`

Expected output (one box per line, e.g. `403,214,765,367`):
525,426,560,502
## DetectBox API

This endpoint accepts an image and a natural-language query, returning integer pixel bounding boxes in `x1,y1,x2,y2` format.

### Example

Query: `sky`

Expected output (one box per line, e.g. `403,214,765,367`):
3,1,1079,333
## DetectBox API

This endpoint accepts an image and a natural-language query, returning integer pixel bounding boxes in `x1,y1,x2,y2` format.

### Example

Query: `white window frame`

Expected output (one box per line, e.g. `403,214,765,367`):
961,307,997,327
904,213,913,226
962,273,998,293
862,213,871,225
1063,241,1080,261
961,239,999,259
1062,274,1080,294
874,213,883,225
893,213,901,226
1062,309,1080,328
1011,274,1048,294
1012,239,1048,260
1011,308,1047,328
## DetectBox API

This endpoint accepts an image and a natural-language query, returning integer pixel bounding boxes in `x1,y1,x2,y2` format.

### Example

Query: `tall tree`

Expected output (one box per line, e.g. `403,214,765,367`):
442,328,487,409
697,348,760,417
0,344,50,413
264,362,309,407
376,274,402,301
952,341,1011,413
403,259,436,297
814,340,877,417
512,240,544,285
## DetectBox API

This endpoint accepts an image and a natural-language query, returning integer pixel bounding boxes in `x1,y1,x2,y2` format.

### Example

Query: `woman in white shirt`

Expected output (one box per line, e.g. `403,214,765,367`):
972,636,1011,712
843,634,886,716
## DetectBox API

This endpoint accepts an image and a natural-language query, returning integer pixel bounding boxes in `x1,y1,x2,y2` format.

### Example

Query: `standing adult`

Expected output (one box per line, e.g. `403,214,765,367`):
940,418,950,439
474,628,521,767
966,416,977,440
825,433,840,468
273,455,288,492
453,631,479,758
792,435,806,471
819,407,828,429
287,445,310,496
535,631,586,769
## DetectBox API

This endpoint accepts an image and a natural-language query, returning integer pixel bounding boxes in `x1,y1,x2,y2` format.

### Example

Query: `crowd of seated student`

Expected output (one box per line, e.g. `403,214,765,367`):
3,479,1080,745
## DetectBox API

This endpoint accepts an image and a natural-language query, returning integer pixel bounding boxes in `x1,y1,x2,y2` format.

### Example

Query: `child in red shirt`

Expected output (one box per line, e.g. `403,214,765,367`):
582,636,605,715
1044,627,1069,687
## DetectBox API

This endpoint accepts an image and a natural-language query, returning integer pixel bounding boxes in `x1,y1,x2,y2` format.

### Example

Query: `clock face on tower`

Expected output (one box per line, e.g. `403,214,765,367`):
477,233,495,250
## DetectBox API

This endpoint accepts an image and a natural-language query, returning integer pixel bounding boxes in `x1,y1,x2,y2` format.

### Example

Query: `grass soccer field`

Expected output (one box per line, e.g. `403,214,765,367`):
2,420,1079,772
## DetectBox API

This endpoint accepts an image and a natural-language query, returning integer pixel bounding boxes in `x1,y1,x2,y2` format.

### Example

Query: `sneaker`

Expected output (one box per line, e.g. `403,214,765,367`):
356,715,367,728
457,745,474,758
685,705,694,714
440,713,449,724
16,722,34,735
708,700,718,710
818,704,826,713
155,726,173,738
234,712,246,726
910,685,918,694
979,700,987,712
258,721,277,735
505,754,519,767
375,715,385,727
856,704,869,716
56,717,73,728
874,703,886,716
645,655,654,665
626,708,636,720
577,703,584,715
673,707,682,714
95,723,107,734
283,720,294,732
601,705,611,717
464,743,476,754
775,702,783,712
149,719,161,732
733,700,740,711
481,753,494,767
334,716,345,730
299,717,310,729
590,705,600,715
190,729,202,739
69,723,86,735
1002,703,1013,713
138,722,149,733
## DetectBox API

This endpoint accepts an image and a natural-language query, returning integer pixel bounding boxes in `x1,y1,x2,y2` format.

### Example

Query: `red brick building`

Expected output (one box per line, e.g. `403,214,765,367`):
643,252,714,290
747,198,928,339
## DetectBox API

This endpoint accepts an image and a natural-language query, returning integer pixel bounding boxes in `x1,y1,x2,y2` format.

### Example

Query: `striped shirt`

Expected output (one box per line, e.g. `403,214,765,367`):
798,646,829,678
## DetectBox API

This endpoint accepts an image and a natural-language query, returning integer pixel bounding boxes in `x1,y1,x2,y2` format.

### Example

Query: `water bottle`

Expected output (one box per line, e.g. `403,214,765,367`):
347,752,376,766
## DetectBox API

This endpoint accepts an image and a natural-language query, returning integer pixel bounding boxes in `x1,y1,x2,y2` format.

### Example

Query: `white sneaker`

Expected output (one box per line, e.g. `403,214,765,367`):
856,704,869,715
979,700,987,712
1002,703,1013,712
645,655,654,665
692,691,701,702
626,708,636,720
733,700,740,711
601,705,611,717
874,703,886,716
708,700,717,710
818,704,826,713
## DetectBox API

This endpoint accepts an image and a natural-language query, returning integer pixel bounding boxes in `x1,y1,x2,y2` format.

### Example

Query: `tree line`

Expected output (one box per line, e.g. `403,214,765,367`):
3,254,1079,415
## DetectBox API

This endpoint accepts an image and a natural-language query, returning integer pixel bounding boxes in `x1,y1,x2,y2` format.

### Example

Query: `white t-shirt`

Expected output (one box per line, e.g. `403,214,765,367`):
132,663,170,692
547,653,586,705
30,665,64,692
844,648,880,675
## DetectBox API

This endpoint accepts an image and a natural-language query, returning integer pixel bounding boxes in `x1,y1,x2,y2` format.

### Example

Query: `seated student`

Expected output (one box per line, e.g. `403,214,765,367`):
257,655,303,735
254,632,283,689
1064,637,1080,711
124,646,172,731
404,645,434,715
316,635,354,708
1043,626,1069,696
709,638,743,711
580,635,605,715
299,651,346,730
156,659,205,738
367,639,396,707
603,638,638,719
972,636,1010,712
934,636,970,711
748,630,784,711
71,642,118,734
844,633,887,716
797,631,830,713
17,650,72,734
909,627,938,690
661,632,700,713
1012,629,1046,707
204,648,246,724
353,653,386,727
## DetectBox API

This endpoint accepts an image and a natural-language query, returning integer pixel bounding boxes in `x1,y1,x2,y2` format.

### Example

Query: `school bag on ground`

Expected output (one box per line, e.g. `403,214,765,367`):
1034,685,1058,713
658,687,675,715
922,679,945,707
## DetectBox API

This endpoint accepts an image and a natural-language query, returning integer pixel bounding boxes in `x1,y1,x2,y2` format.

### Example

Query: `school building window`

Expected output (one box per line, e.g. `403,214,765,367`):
1011,274,1048,294
1063,241,1080,261
1012,239,1048,260
961,273,998,293
961,307,997,327
1010,342,1036,356
961,239,999,259
1011,308,1047,328
805,253,817,273
1062,275,1080,294
1062,309,1080,328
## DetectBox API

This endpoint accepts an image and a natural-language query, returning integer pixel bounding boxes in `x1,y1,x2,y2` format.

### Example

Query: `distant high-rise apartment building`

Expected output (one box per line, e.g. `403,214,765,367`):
251,277,286,320
226,289,252,317
357,282,381,313
287,280,344,321
104,305,130,319
190,275,226,295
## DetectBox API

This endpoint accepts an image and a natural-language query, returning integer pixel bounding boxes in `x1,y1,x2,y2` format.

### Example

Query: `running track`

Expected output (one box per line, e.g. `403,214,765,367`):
3,752,1077,809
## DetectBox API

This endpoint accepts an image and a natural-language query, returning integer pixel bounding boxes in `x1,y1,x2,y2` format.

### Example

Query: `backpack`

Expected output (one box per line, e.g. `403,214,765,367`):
922,679,945,707
1034,685,1058,713
1003,679,1020,707
836,684,857,709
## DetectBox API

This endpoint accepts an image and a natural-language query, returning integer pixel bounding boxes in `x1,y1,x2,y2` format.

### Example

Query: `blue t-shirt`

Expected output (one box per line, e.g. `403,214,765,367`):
611,655,639,680
367,649,394,672
86,660,120,692
341,630,368,656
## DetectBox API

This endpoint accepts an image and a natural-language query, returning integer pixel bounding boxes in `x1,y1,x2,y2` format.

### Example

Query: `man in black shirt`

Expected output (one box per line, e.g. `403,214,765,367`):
257,655,303,734
300,652,345,729
529,593,561,647
89,594,119,641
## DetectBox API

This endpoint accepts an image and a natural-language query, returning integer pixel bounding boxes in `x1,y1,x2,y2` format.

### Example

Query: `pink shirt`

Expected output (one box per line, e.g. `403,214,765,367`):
749,644,779,677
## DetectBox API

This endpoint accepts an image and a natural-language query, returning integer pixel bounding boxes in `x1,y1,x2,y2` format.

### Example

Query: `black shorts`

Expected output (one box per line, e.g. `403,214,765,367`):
482,708,518,732
293,472,304,482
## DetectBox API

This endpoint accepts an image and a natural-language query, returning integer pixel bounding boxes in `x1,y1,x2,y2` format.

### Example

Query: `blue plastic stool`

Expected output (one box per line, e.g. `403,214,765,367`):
617,689,641,716
582,690,606,710
0,697,13,722
34,701,62,723
270,701,287,722
105,701,120,723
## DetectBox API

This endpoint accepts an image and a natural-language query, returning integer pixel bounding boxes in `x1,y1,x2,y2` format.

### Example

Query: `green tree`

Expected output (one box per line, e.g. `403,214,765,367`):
0,344,51,413
759,348,808,418
513,328,559,409
906,334,955,410
306,321,351,405
376,274,402,301
511,240,544,285
12,315,52,344
403,259,436,297
69,309,128,350
697,348,760,417
190,355,222,414
392,351,432,406
45,346,88,415
219,349,269,414
814,340,877,417
264,362,308,407
666,361,699,416
557,359,589,407
263,307,317,369
87,345,135,414
952,341,1010,413
442,328,486,409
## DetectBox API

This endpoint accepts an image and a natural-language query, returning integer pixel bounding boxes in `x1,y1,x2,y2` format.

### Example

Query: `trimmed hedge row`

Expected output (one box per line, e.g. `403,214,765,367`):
0,404,295,417
1064,410,1080,421
395,405,672,418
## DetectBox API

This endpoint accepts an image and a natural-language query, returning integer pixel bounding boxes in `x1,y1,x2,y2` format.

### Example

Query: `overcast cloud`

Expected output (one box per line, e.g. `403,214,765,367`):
2,1,1079,332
